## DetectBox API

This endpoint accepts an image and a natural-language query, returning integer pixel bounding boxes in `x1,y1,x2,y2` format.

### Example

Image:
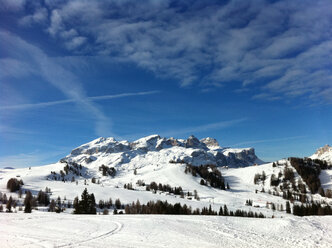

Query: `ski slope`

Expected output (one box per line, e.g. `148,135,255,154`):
1,158,331,217
1,211,332,248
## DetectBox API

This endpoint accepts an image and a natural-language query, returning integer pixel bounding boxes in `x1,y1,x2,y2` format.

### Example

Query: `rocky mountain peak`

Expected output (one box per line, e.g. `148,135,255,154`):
200,137,220,148
310,144,332,164
64,134,263,168
315,144,332,156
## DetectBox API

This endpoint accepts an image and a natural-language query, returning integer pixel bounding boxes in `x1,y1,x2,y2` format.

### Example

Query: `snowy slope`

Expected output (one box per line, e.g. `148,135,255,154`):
1,212,332,248
1,141,332,247
1,140,332,218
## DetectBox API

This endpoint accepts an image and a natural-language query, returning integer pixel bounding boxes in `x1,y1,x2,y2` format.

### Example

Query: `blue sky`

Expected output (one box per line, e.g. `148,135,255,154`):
0,0,332,167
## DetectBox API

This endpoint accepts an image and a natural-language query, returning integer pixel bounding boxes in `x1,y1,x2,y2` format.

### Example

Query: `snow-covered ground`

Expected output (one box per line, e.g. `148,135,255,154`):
1,138,332,247
1,159,331,216
1,211,332,248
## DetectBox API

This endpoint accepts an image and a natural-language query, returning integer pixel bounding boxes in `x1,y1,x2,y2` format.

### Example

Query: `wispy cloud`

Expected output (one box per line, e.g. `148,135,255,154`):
9,0,332,104
0,90,160,110
0,30,143,137
229,135,307,147
160,118,247,137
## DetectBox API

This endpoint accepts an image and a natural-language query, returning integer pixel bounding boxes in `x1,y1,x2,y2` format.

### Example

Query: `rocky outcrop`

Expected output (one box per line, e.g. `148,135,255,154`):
200,137,219,148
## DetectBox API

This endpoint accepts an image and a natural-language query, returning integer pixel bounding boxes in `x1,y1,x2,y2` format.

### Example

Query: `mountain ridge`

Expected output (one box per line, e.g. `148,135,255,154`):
64,134,264,169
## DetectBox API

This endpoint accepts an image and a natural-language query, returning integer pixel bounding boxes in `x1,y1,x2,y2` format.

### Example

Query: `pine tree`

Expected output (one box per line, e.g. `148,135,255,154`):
49,199,56,212
223,204,229,216
6,196,13,212
286,201,291,214
219,206,223,216
73,197,79,213
89,193,96,214
74,188,96,214
24,192,32,214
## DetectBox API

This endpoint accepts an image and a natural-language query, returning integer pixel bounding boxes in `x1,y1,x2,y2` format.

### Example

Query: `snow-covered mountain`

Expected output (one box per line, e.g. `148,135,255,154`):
64,134,263,170
310,144,332,164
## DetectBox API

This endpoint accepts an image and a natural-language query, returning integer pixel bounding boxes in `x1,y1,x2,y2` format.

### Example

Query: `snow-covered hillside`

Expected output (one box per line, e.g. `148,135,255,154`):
1,140,332,247
311,144,332,164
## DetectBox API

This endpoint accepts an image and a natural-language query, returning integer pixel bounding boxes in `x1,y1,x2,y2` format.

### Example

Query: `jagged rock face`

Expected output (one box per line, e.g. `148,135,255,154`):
64,135,263,168
310,145,332,164
200,137,219,148
315,145,332,156
223,148,259,167
185,135,203,148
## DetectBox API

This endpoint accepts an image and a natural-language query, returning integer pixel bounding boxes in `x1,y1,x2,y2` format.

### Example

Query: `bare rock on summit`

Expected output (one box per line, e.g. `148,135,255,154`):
200,137,220,148
310,144,332,164
185,135,203,148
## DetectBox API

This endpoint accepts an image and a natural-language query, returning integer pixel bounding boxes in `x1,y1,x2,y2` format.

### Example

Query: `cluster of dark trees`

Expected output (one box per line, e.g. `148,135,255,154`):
124,200,266,218
6,178,24,192
130,180,200,200
288,157,324,194
270,174,280,187
99,164,116,177
269,166,294,187
0,193,17,212
37,190,50,206
124,183,134,190
293,202,332,216
146,181,184,196
73,188,96,214
50,161,85,181
254,171,266,184
185,164,226,190
98,198,123,210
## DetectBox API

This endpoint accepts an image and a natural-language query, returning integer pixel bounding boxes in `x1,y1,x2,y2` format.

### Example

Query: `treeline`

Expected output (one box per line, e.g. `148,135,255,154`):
146,182,183,196
288,157,323,194
124,200,266,218
124,181,200,200
293,202,332,216
185,164,227,190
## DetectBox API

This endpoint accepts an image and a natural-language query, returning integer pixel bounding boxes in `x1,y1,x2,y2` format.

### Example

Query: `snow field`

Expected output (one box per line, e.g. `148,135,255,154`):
1,212,332,248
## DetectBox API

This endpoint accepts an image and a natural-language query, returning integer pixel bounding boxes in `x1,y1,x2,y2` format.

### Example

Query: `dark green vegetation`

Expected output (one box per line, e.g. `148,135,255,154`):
73,188,97,214
6,178,23,192
185,164,226,190
124,200,265,218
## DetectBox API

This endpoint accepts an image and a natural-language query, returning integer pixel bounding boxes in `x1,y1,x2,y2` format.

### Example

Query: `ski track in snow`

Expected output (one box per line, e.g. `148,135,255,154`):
1,212,332,248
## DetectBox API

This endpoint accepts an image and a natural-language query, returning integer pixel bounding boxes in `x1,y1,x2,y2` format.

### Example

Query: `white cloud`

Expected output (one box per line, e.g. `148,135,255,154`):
47,9,63,36
7,0,332,104
18,7,48,26
65,36,87,50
